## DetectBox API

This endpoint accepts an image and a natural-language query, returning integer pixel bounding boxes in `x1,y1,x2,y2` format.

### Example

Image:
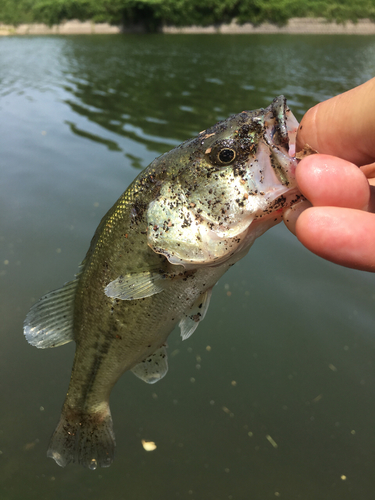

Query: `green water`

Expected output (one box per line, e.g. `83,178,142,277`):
1,34,375,499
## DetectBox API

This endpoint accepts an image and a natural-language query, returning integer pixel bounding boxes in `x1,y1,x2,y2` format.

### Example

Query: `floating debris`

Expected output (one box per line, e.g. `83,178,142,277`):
23,439,39,451
266,434,278,449
222,406,234,417
141,440,157,452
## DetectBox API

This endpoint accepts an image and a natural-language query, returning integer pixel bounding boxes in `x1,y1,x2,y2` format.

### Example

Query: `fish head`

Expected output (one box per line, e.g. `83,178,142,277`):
147,96,300,267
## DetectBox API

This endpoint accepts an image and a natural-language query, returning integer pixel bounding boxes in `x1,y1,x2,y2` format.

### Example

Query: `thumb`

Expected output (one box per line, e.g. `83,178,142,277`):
296,78,375,166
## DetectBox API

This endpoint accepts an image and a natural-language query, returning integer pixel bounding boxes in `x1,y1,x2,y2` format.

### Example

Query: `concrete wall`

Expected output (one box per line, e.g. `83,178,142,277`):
0,20,122,36
1,18,375,36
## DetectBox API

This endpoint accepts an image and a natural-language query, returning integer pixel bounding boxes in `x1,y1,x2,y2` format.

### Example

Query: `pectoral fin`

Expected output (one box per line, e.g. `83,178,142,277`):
179,287,213,341
24,278,78,348
131,345,168,384
104,271,168,300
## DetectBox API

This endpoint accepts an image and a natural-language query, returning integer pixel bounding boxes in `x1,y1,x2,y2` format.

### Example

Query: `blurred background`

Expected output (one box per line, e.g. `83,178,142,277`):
1,30,375,500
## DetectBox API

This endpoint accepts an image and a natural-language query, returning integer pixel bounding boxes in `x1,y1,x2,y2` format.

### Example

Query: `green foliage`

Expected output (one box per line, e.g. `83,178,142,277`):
31,0,94,25
0,0,35,24
1,0,375,28
153,0,240,27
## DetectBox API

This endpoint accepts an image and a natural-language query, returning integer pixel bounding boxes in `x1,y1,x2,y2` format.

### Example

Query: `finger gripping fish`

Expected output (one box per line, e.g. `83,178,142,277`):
24,97,300,469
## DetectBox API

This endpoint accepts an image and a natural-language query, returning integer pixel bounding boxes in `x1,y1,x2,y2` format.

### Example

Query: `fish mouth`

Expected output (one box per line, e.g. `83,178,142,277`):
263,95,299,187
245,96,299,211
267,96,291,149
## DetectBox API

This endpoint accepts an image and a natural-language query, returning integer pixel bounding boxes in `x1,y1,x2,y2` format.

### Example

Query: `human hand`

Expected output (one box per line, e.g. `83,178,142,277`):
284,78,375,272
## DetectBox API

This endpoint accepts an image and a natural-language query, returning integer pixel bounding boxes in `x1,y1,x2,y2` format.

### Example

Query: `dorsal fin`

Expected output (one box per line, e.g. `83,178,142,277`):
24,278,79,348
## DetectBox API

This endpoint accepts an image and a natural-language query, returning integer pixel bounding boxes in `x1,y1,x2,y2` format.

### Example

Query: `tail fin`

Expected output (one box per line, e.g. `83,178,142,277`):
47,407,115,469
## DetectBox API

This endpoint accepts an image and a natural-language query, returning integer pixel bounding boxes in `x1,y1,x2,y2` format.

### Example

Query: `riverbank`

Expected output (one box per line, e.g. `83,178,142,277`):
1,18,375,36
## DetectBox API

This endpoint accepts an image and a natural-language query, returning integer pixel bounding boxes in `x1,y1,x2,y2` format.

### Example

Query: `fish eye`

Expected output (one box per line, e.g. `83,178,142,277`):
206,141,237,167
216,148,236,165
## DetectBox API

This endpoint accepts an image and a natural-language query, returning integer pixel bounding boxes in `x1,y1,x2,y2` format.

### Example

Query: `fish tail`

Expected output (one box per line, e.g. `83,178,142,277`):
47,406,115,469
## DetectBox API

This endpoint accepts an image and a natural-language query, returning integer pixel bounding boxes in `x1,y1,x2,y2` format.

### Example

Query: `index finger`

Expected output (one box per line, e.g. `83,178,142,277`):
296,78,375,166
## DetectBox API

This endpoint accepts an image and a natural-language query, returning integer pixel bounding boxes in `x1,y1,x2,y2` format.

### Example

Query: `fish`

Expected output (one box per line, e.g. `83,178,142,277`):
24,96,300,469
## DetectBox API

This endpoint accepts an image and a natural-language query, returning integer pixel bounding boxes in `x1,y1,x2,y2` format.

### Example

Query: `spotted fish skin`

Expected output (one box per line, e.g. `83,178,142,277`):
24,96,300,469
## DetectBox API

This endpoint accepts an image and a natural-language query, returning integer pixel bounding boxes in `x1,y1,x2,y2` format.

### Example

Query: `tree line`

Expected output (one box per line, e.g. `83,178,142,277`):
1,0,375,28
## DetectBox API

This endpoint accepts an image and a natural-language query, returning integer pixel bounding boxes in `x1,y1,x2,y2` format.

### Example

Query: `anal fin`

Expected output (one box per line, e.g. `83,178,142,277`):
131,345,168,384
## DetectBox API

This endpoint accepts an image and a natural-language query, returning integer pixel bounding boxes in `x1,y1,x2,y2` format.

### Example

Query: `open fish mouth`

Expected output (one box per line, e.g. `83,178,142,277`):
267,96,295,150
245,96,299,212
264,96,299,184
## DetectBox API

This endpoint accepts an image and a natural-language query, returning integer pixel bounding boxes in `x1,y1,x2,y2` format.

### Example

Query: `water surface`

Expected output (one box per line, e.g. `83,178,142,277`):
1,34,375,500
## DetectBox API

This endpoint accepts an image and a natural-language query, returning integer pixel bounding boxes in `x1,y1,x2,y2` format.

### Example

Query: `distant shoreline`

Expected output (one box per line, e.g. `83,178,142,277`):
1,18,375,36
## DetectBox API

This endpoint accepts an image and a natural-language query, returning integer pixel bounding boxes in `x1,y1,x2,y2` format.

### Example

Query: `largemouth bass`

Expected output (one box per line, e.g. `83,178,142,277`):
24,96,300,469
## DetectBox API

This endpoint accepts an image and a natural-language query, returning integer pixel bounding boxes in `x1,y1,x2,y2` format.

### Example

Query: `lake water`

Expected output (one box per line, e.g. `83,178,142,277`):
1,34,375,500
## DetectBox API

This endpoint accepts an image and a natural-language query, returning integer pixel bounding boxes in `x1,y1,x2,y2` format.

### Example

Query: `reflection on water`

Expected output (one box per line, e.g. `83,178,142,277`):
59,35,375,160
1,34,375,500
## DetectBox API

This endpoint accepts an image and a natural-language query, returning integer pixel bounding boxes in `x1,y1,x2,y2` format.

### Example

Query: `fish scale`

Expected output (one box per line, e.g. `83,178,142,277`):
24,96,301,469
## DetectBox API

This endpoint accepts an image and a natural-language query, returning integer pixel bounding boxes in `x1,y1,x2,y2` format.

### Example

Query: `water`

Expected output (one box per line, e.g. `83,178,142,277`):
1,34,375,499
